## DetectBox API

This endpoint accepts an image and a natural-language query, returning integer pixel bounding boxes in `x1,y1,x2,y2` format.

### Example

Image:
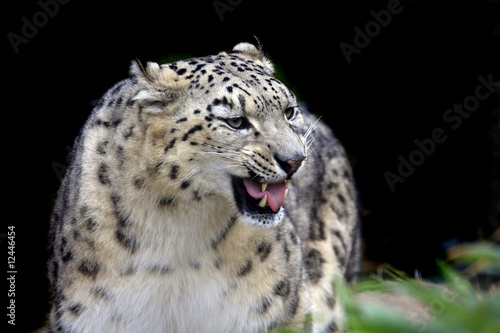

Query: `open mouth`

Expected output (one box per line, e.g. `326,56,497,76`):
232,177,291,215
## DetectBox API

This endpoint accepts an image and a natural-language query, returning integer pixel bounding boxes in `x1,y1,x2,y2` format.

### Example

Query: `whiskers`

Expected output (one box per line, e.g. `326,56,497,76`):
304,117,320,156
194,117,322,175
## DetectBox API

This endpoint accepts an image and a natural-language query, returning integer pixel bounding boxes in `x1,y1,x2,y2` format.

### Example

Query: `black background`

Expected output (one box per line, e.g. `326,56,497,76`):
4,0,500,331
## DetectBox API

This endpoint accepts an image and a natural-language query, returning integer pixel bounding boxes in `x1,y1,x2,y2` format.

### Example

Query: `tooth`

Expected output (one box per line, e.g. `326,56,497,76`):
284,188,289,198
261,183,268,192
259,194,268,208
285,179,291,187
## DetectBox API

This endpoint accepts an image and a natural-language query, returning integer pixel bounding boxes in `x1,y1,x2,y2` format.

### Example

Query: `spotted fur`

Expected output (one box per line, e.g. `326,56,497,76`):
48,42,361,332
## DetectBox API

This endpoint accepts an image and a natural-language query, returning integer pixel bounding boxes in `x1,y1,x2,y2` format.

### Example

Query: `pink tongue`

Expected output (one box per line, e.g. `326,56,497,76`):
242,179,288,212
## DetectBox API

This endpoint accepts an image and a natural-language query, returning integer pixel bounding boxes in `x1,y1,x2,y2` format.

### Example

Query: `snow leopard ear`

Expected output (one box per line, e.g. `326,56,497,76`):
230,42,274,76
130,59,189,113
130,59,189,89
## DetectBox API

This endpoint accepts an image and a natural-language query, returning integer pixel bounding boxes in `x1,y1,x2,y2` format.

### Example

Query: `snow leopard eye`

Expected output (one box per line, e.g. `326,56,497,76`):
284,107,296,120
226,117,245,129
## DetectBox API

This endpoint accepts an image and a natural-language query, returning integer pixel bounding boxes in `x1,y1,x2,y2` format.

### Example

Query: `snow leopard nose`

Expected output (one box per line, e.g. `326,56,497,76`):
275,155,306,178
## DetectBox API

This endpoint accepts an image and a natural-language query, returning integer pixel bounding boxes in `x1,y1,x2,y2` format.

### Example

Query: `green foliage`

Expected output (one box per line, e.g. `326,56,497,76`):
273,243,500,333
339,243,500,333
